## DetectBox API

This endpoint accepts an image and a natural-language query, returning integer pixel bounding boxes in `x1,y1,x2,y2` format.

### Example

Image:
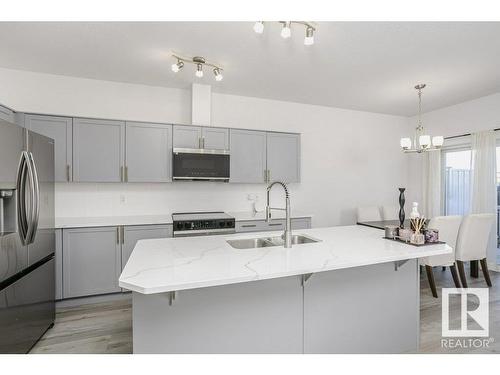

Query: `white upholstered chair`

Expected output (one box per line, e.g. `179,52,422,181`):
356,206,382,223
420,216,462,297
455,213,495,288
381,205,399,221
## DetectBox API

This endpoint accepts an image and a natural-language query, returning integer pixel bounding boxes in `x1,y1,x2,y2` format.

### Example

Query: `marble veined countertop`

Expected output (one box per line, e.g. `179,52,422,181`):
55,211,312,229
119,225,451,294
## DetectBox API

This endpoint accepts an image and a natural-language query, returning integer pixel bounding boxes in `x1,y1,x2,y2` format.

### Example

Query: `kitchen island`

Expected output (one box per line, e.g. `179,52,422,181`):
119,225,451,353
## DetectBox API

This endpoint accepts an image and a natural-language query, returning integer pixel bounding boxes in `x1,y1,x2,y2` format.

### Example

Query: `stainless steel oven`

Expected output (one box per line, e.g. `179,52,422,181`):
172,148,230,181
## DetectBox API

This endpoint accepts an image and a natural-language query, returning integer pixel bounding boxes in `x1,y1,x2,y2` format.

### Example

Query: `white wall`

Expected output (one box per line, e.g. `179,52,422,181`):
0,67,412,227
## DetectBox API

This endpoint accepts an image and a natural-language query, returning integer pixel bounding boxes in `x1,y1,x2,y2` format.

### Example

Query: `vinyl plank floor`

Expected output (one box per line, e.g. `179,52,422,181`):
30,265,500,354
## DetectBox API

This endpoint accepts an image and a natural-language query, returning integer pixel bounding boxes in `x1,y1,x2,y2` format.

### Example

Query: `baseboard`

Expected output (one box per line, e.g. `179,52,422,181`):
56,291,131,308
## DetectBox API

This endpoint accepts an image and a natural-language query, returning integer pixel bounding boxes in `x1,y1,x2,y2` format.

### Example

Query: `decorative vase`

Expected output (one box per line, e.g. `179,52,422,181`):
398,188,406,228
410,233,425,245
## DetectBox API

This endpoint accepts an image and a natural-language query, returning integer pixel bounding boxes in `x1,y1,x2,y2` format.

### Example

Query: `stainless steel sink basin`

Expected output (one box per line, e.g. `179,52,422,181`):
227,235,320,249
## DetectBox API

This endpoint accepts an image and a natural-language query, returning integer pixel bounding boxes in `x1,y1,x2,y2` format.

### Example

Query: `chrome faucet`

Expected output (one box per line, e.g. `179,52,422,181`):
266,181,292,248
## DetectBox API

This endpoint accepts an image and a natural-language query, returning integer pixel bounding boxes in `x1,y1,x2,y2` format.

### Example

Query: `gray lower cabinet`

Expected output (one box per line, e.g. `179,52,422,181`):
122,224,173,270
24,114,73,182
266,132,300,183
230,129,267,183
62,226,122,298
0,104,14,123
235,217,311,233
55,229,63,300
173,125,202,148
125,122,172,182
73,118,125,182
202,127,229,150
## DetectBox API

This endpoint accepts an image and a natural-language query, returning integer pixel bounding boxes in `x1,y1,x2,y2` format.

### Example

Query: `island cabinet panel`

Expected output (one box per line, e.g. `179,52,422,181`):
24,114,73,182
235,217,311,233
266,132,300,183
0,104,15,123
303,260,419,354
172,125,202,149
229,129,267,183
122,225,173,270
62,227,122,298
201,127,229,150
73,118,125,182
125,122,172,182
133,275,304,353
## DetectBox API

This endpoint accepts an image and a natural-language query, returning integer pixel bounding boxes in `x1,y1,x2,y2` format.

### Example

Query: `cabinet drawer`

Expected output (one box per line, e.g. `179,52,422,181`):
236,219,286,233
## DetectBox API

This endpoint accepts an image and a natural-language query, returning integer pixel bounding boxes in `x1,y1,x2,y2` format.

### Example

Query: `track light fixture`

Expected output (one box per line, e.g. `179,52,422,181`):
171,54,223,82
253,21,316,45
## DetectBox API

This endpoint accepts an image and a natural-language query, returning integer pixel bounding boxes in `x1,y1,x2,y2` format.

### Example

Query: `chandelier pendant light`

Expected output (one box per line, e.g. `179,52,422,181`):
400,84,444,153
171,54,224,82
253,21,316,46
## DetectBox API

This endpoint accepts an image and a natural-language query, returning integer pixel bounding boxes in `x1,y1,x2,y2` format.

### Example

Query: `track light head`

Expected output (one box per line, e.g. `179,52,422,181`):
213,68,223,81
281,22,291,39
304,27,314,45
195,63,204,78
253,21,264,34
171,60,184,73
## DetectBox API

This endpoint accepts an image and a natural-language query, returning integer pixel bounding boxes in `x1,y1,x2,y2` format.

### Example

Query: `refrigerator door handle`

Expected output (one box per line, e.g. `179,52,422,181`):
26,152,40,244
16,151,30,245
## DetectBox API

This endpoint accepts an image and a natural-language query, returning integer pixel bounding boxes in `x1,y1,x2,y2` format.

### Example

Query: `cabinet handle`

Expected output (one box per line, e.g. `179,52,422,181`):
202,137,205,148
264,169,267,182
268,169,271,182
116,227,120,244
241,224,257,228
268,223,283,227
198,137,202,149
121,226,125,244
124,166,128,182
66,164,71,182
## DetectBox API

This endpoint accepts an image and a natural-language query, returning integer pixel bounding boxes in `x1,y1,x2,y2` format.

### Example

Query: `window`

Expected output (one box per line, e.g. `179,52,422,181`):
443,149,472,216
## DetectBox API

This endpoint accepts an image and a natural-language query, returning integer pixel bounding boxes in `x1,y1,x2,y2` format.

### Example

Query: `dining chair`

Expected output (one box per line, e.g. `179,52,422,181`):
420,216,462,298
455,213,495,288
381,205,399,221
356,206,382,223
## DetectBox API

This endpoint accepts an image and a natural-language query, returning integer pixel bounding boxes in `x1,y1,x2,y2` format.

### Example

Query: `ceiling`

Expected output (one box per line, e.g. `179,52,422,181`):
0,22,499,116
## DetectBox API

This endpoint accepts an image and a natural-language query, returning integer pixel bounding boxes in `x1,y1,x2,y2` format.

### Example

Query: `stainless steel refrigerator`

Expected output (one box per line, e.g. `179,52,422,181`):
0,118,55,353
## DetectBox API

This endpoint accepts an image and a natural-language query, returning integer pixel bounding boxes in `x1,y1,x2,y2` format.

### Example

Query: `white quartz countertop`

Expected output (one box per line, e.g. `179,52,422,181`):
55,211,312,229
119,225,451,294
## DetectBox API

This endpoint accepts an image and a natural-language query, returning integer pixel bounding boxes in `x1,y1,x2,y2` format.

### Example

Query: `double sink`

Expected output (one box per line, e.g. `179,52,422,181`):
227,234,320,249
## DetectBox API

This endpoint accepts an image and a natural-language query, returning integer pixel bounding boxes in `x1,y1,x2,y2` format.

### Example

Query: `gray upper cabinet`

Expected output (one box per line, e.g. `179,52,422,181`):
173,125,229,150
0,104,14,123
173,125,202,149
62,226,122,298
202,127,229,150
25,114,73,182
125,122,172,182
266,132,300,183
122,225,172,270
73,118,125,182
230,129,267,183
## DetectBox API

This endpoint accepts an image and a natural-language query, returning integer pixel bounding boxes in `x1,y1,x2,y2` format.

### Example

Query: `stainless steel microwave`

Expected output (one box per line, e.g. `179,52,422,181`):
172,148,230,181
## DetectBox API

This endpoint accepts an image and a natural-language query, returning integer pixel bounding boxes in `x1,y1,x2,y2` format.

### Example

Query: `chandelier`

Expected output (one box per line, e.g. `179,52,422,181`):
400,84,444,153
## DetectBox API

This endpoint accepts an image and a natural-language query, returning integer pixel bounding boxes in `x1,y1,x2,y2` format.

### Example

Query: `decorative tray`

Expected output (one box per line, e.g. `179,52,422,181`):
383,237,446,247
